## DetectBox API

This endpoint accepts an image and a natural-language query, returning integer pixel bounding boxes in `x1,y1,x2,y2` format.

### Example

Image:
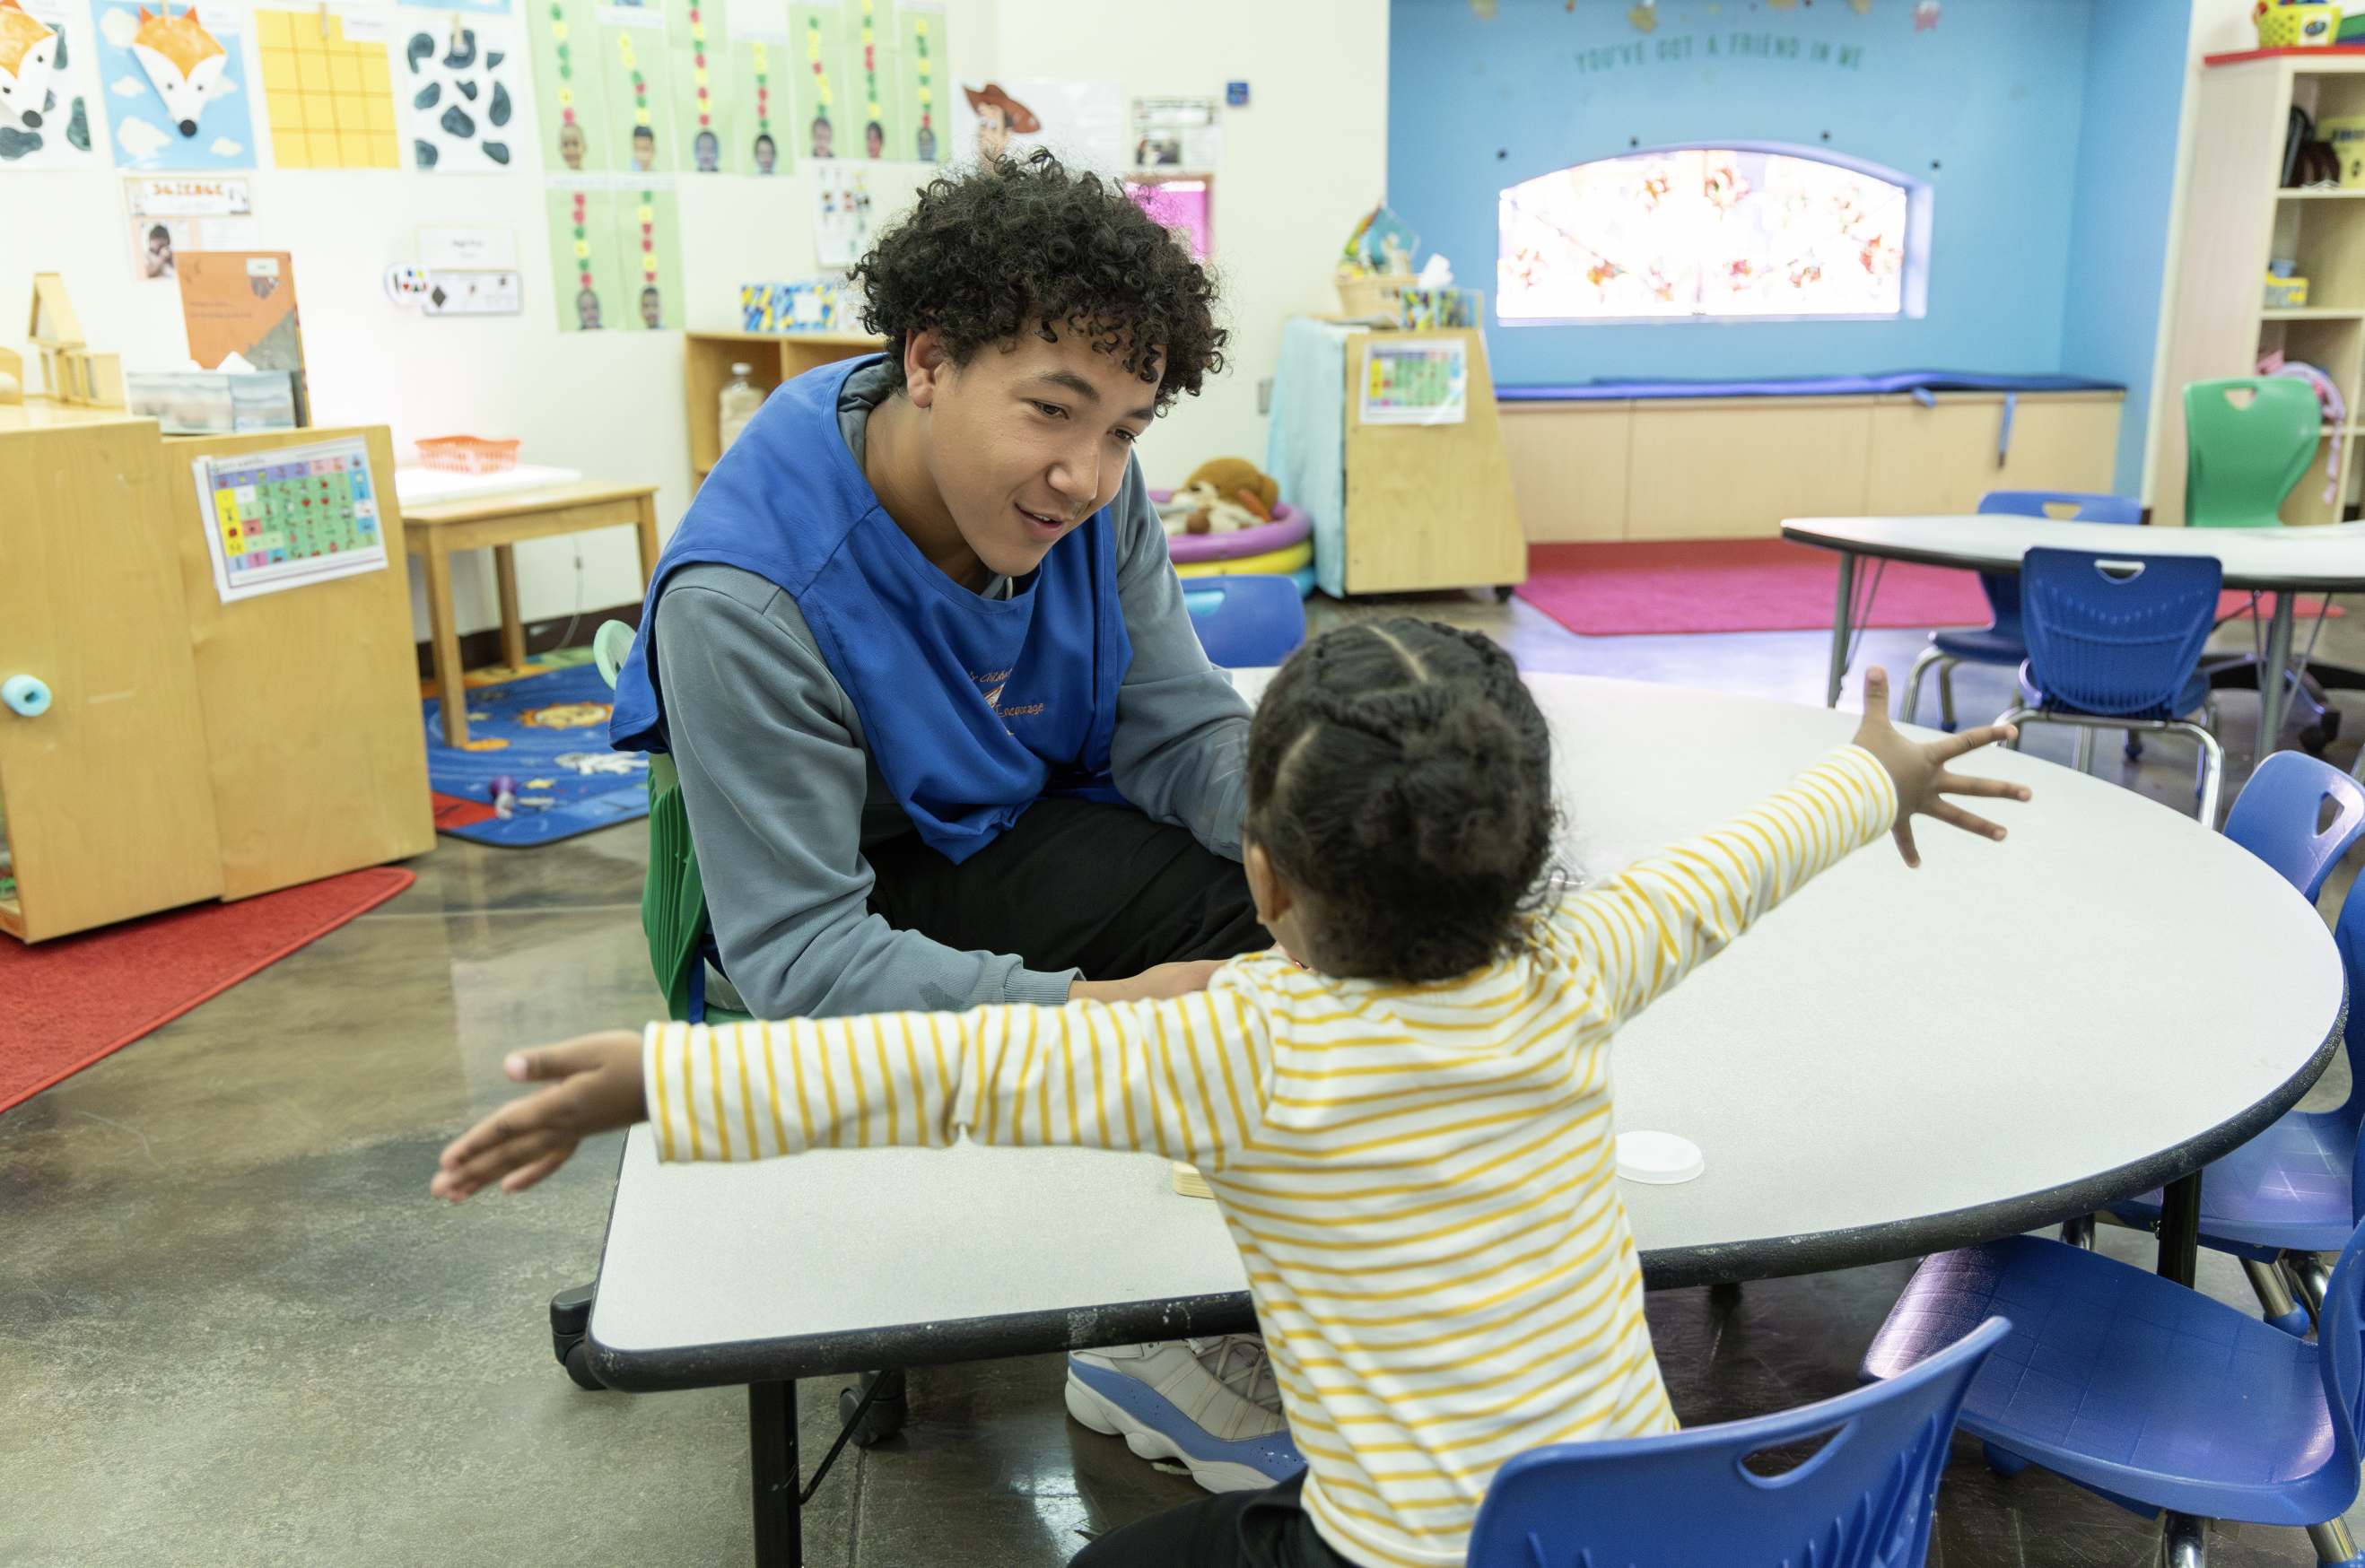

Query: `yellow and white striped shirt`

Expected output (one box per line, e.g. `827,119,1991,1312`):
644,745,1896,1568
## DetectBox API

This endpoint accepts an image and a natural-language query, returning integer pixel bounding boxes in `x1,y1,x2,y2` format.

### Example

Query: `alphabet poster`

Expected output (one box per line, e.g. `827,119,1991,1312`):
0,0,98,169
92,0,255,170
397,14,522,171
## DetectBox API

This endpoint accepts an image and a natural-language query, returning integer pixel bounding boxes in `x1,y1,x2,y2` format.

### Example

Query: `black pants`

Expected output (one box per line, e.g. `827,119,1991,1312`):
1072,1472,1355,1568
866,797,1270,980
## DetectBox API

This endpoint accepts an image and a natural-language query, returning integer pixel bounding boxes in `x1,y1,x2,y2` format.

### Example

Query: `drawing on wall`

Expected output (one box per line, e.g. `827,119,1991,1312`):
528,0,607,170
848,0,890,159
546,178,617,328
814,159,868,265
963,78,1116,172
1,0,95,167
606,12,672,171
125,173,257,276
92,0,254,169
255,7,397,169
400,15,519,170
725,0,781,173
617,177,679,327
787,2,839,158
892,0,938,161
666,0,722,170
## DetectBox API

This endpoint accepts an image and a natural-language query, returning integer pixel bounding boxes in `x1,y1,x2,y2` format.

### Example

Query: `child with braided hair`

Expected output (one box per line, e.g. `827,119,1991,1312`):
432,617,2029,1568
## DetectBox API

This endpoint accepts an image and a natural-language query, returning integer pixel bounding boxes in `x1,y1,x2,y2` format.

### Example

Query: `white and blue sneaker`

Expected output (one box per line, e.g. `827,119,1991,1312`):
1065,1336,1305,1494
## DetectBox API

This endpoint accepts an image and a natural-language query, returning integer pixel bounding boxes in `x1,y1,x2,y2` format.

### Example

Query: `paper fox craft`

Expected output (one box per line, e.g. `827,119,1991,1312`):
130,3,225,137
0,0,58,131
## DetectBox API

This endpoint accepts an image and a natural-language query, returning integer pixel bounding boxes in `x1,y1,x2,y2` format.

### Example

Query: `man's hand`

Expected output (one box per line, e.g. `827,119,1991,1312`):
1851,667,2032,868
431,1030,648,1202
1069,959,1224,1005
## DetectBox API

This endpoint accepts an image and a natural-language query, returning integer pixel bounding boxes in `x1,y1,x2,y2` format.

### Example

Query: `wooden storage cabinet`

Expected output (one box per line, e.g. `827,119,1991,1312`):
2154,56,2365,527
0,407,224,940
685,330,887,488
1503,390,2123,542
1340,328,1529,595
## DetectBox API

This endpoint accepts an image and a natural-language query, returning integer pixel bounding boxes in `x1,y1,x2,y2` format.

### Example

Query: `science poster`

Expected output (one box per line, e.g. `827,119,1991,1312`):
0,0,98,169
397,14,524,171
843,0,890,160
663,0,725,171
890,0,938,162
785,1,840,161
92,0,255,170
723,0,782,174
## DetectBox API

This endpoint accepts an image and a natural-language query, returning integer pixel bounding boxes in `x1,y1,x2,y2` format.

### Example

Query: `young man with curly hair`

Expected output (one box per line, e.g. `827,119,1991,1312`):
607,152,1302,1494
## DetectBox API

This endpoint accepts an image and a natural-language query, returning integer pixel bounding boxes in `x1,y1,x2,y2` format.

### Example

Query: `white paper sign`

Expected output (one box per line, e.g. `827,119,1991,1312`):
1360,338,1468,427
419,225,520,269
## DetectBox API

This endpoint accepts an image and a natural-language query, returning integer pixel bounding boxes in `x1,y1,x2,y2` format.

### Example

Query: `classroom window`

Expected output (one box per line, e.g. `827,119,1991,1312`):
1497,144,1931,325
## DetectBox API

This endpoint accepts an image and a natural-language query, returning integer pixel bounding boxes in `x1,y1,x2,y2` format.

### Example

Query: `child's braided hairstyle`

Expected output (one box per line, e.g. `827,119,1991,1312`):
1245,618,1557,980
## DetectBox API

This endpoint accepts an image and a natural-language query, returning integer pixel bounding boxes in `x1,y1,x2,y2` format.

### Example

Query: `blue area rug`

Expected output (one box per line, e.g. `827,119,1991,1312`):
422,664,650,848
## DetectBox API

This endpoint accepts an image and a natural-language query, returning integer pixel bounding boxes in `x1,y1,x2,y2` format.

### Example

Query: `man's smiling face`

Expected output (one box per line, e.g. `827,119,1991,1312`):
911,323,1160,580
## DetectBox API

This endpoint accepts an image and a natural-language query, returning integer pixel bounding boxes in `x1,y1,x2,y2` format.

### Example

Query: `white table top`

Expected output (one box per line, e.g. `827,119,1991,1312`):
1784,513,2365,591
589,672,2344,1389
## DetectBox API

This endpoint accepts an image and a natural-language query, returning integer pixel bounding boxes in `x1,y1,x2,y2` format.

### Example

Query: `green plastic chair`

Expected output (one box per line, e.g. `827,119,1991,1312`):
2184,377,2325,528
594,621,749,1025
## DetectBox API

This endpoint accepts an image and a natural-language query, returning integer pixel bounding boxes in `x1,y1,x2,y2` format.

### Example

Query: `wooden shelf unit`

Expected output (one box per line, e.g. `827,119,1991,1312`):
2155,55,2365,527
684,331,887,486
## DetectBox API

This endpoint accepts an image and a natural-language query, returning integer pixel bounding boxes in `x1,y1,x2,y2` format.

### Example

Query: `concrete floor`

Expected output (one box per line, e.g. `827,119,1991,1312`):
7,590,2365,1567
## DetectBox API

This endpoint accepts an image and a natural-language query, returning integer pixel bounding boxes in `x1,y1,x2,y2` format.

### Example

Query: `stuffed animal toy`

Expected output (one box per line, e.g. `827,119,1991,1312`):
1186,457,1278,516
1156,457,1279,536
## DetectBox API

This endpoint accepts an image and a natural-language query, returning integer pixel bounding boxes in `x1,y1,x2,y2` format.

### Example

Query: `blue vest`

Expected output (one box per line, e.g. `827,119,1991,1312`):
608,355,1131,864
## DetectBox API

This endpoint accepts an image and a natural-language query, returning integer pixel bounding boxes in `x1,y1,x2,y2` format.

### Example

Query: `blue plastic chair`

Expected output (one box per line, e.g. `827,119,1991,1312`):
2105,764,2365,1334
1998,547,2227,824
1862,1217,2365,1567
1904,491,2141,732
1182,574,1306,668
1467,1316,2009,1568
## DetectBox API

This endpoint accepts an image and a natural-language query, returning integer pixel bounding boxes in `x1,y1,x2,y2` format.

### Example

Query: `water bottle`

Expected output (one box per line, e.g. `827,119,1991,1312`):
718,364,764,454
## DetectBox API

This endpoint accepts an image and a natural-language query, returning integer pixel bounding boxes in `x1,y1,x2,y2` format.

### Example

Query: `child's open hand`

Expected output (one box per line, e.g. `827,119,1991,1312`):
1849,667,2032,868
431,1030,647,1203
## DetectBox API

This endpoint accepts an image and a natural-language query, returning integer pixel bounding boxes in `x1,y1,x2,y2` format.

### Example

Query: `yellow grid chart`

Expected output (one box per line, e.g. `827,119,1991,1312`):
255,9,399,170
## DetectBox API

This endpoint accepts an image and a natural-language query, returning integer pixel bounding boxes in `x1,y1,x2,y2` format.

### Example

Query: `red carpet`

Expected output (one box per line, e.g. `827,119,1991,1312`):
1516,539,1987,635
0,867,415,1113
1515,540,2346,636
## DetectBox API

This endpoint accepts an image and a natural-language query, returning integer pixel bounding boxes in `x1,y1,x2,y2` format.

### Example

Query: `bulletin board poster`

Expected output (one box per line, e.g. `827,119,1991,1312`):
192,434,387,604
962,77,1118,174
92,0,256,169
253,6,399,170
664,0,726,172
598,5,675,173
615,175,681,328
786,1,841,161
891,0,939,162
528,0,615,171
723,0,784,174
845,0,892,161
1,0,99,169
125,173,257,279
398,0,512,16
1361,338,1468,427
812,159,867,266
545,176,621,330
397,15,524,171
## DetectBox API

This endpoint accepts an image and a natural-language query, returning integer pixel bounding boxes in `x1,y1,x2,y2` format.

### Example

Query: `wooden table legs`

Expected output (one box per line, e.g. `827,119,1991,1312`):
421,536,470,748
493,544,529,675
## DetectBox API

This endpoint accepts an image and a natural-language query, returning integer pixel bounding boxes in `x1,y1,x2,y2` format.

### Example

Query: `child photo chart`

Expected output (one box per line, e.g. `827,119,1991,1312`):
192,434,387,602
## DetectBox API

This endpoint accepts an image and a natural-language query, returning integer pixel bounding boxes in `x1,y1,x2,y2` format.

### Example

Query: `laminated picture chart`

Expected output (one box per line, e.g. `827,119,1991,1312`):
192,434,387,603
1361,337,1468,427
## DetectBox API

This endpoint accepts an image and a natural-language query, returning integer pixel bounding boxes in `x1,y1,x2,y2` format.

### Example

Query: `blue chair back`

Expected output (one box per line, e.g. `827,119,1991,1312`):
1972,492,2142,633
1182,573,1305,668
2019,548,2222,719
2224,752,2365,902
2312,1216,2365,1480
1466,1317,2011,1568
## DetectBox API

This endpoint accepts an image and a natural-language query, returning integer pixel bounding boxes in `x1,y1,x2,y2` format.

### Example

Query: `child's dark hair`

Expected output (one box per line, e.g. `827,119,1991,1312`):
1246,619,1556,981
851,148,1226,412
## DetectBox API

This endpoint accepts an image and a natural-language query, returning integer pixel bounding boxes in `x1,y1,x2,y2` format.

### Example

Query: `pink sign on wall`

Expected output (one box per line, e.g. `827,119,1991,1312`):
1125,178,1210,259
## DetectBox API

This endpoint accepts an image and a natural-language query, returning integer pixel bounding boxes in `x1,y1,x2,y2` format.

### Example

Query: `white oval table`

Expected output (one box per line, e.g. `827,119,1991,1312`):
582,672,2346,1568
1783,511,2365,750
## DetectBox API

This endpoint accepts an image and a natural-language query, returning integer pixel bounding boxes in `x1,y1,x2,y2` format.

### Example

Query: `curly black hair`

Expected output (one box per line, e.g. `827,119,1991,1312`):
850,149,1226,412
1246,620,1558,982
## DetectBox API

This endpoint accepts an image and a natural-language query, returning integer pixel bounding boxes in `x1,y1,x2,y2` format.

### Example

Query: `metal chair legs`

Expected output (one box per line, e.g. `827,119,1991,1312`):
2060,1214,2096,1249
1903,645,1953,727
2308,1516,2364,1566
2161,1511,2207,1568
2241,1257,2311,1337
2286,1250,2333,1323
1994,708,2225,829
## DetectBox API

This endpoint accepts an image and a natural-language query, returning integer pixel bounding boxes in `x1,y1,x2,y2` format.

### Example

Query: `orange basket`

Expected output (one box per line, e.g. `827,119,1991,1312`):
415,435,521,475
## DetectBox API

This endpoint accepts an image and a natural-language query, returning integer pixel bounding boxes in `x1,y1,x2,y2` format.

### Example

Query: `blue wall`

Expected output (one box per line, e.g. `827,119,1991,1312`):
1390,0,2193,494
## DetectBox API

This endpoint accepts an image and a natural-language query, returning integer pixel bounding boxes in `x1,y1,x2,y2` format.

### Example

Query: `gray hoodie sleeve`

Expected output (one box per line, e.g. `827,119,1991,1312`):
655,564,1080,1019
1104,461,1254,860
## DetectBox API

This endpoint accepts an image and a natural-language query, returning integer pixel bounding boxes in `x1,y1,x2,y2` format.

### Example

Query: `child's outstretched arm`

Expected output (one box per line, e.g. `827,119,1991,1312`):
1550,666,2029,1029
431,979,1267,1201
